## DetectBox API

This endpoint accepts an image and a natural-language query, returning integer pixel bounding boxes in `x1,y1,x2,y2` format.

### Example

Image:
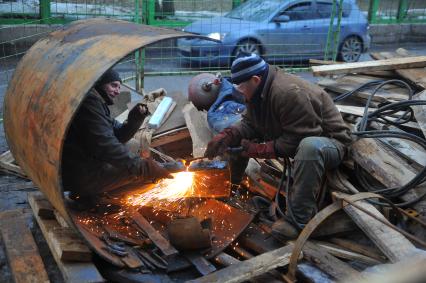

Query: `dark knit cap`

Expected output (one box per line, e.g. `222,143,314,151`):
231,53,267,84
96,69,122,87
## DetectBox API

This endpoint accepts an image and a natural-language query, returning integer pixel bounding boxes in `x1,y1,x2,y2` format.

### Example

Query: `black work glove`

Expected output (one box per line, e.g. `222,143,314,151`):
128,103,149,123
141,158,173,182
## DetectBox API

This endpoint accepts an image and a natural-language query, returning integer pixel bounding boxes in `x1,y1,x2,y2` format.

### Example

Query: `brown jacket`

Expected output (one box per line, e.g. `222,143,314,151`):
234,66,352,158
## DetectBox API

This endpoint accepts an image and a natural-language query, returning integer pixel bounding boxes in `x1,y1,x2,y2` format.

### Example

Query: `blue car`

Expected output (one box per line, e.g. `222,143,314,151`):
177,0,370,66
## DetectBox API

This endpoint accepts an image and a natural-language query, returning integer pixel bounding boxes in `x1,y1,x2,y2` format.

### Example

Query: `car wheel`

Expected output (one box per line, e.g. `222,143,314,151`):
233,39,262,60
338,36,362,62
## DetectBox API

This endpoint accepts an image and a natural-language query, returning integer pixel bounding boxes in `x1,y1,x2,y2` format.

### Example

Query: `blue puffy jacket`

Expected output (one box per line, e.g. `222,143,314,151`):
207,78,246,133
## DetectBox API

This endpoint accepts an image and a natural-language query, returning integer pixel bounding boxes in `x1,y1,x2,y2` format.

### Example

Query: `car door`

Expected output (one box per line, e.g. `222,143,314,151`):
264,1,316,61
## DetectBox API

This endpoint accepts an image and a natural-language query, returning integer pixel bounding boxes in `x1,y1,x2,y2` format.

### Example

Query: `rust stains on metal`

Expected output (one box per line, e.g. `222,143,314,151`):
3,18,207,230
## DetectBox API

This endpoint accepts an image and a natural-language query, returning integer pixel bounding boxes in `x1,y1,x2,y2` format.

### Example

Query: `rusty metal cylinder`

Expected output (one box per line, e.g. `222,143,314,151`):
3,18,207,240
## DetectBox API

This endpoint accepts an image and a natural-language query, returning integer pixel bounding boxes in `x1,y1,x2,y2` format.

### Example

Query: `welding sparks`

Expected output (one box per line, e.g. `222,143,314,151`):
127,171,195,207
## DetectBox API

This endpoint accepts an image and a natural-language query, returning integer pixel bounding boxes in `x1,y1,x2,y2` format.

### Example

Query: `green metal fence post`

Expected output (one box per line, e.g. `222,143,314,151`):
332,0,344,61
324,0,337,60
368,0,380,24
232,0,241,9
40,0,51,24
135,0,146,92
397,0,408,23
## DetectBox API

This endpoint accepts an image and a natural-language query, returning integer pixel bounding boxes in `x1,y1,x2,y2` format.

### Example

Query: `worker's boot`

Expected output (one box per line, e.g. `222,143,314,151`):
271,217,300,239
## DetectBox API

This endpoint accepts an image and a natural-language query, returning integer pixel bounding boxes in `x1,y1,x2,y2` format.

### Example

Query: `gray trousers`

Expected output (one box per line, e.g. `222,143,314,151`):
230,136,345,224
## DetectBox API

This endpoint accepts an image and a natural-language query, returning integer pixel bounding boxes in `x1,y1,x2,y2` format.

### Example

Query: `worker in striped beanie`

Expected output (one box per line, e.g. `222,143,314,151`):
204,52,352,239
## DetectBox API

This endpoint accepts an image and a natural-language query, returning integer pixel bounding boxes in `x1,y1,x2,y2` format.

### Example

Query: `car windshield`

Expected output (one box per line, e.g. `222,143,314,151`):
225,0,284,22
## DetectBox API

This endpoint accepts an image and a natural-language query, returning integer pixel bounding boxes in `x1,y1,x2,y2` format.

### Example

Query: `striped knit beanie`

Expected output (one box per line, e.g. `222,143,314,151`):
231,53,267,84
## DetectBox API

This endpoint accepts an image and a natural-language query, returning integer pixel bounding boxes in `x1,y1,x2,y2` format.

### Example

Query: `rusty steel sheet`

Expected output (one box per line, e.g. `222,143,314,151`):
3,18,208,225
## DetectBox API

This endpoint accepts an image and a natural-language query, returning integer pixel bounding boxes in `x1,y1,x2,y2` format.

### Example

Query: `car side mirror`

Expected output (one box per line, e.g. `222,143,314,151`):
273,15,290,23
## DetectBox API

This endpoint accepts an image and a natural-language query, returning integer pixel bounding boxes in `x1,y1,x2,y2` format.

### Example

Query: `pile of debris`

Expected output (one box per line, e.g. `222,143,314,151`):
1,48,426,283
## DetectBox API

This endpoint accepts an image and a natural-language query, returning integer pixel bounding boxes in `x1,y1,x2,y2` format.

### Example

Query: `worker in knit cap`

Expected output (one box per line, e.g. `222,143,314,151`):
62,68,171,207
204,53,352,238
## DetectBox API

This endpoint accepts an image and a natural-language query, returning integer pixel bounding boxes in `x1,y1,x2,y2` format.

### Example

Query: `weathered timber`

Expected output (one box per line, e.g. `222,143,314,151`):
312,56,426,76
0,150,27,178
371,49,426,89
351,138,426,215
131,211,178,257
412,90,426,138
301,241,363,282
312,240,382,265
239,225,360,281
213,253,283,283
28,193,105,283
328,237,386,262
28,191,55,219
186,244,295,283
333,191,416,262
184,252,216,276
48,228,92,262
0,210,50,283
182,102,213,158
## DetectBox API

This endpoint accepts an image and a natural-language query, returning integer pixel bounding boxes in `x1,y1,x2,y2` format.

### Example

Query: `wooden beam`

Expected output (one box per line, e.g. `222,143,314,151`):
371,49,426,89
238,224,360,281
333,191,416,263
48,228,92,262
328,237,386,262
301,241,363,282
412,90,426,138
312,56,426,76
28,193,105,283
0,210,50,283
130,211,178,257
182,102,213,158
187,244,295,283
312,240,382,265
351,138,426,215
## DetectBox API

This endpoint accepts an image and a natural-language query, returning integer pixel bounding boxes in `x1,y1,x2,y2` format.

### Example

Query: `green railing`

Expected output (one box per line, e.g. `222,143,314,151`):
2,0,426,26
367,0,426,24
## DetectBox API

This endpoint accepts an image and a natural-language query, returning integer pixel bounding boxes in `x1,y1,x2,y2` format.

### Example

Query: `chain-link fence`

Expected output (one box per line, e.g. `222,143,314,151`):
1,0,426,90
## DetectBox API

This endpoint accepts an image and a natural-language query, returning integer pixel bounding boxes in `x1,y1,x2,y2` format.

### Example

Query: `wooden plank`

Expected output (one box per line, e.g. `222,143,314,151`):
28,192,105,283
318,76,409,102
187,244,295,283
333,191,416,263
371,50,426,89
351,138,426,215
239,224,360,282
0,210,50,283
302,241,363,282
48,228,92,262
151,127,190,147
312,56,426,76
312,241,382,265
27,191,55,219
0,150,27,177
131,211,178,257
182,102,213,158
412,90,426,137
328,237,386,262
185,252,216,276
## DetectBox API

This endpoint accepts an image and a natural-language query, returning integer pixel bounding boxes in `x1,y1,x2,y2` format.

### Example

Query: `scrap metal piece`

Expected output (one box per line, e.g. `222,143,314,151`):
167,217,212,251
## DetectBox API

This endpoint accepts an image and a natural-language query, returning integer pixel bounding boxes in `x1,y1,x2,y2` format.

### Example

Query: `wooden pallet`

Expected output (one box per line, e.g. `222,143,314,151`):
0,209,50,283
28,192,105,283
